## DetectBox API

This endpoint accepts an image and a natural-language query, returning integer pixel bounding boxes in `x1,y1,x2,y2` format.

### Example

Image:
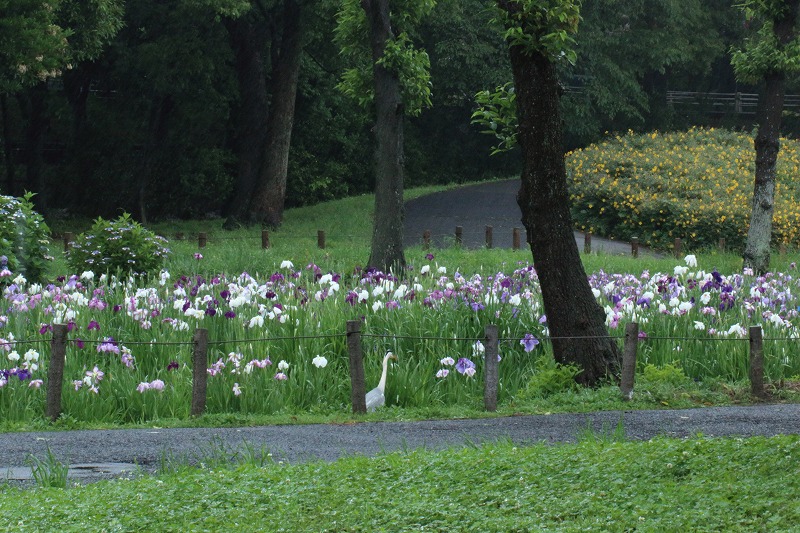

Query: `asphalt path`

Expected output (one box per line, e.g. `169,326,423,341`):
403,178,657,256
2,404,799,485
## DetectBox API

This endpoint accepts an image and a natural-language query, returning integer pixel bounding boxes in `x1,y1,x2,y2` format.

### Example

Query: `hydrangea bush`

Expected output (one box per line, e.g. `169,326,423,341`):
66,213,170,278
0,193,52,283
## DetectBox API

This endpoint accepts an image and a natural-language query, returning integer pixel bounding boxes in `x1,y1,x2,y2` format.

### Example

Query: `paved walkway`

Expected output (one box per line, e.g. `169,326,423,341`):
404,179,657,256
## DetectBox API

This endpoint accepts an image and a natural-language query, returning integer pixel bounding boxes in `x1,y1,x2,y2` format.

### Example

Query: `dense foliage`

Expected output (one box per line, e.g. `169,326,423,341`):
0,0,771,220
66,213,170,277
568,128,800,251
0,193,51,283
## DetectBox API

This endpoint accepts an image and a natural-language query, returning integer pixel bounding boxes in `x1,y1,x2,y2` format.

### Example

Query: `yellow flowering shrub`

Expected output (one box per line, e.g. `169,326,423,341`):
567,127,800,251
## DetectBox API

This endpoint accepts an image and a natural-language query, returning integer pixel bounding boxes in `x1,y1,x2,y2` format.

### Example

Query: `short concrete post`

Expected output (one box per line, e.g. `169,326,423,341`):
620,322,638,401
198,232,207,249
485,226,493,249
347,320,367,414
584,232,592,254
749,325,765,399
261,230,270,249
190,328,209,416
484,324,499,412
45,324,68,422
631,237,639,259
317,230,326,249
512,228,521,250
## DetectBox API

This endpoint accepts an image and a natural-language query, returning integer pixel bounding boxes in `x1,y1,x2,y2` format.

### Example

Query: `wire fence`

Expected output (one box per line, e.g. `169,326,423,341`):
3,319,779,423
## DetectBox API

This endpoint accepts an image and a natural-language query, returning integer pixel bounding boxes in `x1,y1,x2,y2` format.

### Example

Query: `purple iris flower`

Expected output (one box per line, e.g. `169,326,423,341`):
224,311,236,319
87,320,100,331
520,333,540,352
455,357,476,374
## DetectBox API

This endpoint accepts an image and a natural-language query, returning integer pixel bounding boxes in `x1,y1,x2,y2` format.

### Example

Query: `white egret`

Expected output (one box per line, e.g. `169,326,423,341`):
365,352,397,412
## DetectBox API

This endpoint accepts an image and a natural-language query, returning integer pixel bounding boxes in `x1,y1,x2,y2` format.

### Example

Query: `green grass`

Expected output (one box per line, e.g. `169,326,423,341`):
3,435,799,531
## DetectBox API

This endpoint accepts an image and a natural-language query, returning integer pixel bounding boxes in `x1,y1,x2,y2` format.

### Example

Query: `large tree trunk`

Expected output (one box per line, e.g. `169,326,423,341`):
223,15,270,229
137,95,173,224
363,0,406,274
247,0,303,228
1,95,15,195
507,40,618,385
742,0,799,274
18,84,49,212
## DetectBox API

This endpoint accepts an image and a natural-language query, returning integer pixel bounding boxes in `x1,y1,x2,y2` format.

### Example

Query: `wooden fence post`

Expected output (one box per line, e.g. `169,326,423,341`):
631,237,639,259
485,226,493,249
484,324,499,412
175,232,185,241
455,226,463,247
673,237,682,259
347,320,367,414
512,228,521,250
749,325,765,399
45,324,68,422
620,322,638,401
423,230,431,250
261,230,270,249
718,238,726,253
63,232,74,253
780,243,787,256
584,232,592,254
191,328,209,416
198,232,207,249
317,230,326,249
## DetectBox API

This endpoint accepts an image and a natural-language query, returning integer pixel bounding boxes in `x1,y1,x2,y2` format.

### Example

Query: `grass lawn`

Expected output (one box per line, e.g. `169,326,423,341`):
2,435,799,531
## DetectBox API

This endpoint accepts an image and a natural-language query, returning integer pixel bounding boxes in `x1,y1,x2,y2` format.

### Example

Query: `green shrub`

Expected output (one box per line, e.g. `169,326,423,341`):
517,358,582,399
567,128,800,251
66,213,170,277
0,193,52,283
642,362,692,387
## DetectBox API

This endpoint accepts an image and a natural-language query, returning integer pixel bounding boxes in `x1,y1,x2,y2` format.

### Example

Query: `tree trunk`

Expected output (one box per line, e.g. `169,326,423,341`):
247,0,303,228
137,95,173,224
363,0,406,274
507,41,618,386
18,84,49,212
223,15,270,229
742,0,799,274
1,94,15,195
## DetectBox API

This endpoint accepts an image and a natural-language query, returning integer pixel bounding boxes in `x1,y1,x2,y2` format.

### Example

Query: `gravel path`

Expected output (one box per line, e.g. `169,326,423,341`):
2,404,799,484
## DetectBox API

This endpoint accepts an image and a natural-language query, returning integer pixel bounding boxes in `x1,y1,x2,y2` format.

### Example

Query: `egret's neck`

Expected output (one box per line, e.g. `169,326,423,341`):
378,354,391,392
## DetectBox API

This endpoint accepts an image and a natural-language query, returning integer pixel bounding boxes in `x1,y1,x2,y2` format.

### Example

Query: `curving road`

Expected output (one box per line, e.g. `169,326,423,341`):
403,179,656,256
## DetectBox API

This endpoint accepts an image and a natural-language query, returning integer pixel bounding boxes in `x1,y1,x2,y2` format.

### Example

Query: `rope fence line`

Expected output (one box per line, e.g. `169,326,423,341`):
6,329,800,351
